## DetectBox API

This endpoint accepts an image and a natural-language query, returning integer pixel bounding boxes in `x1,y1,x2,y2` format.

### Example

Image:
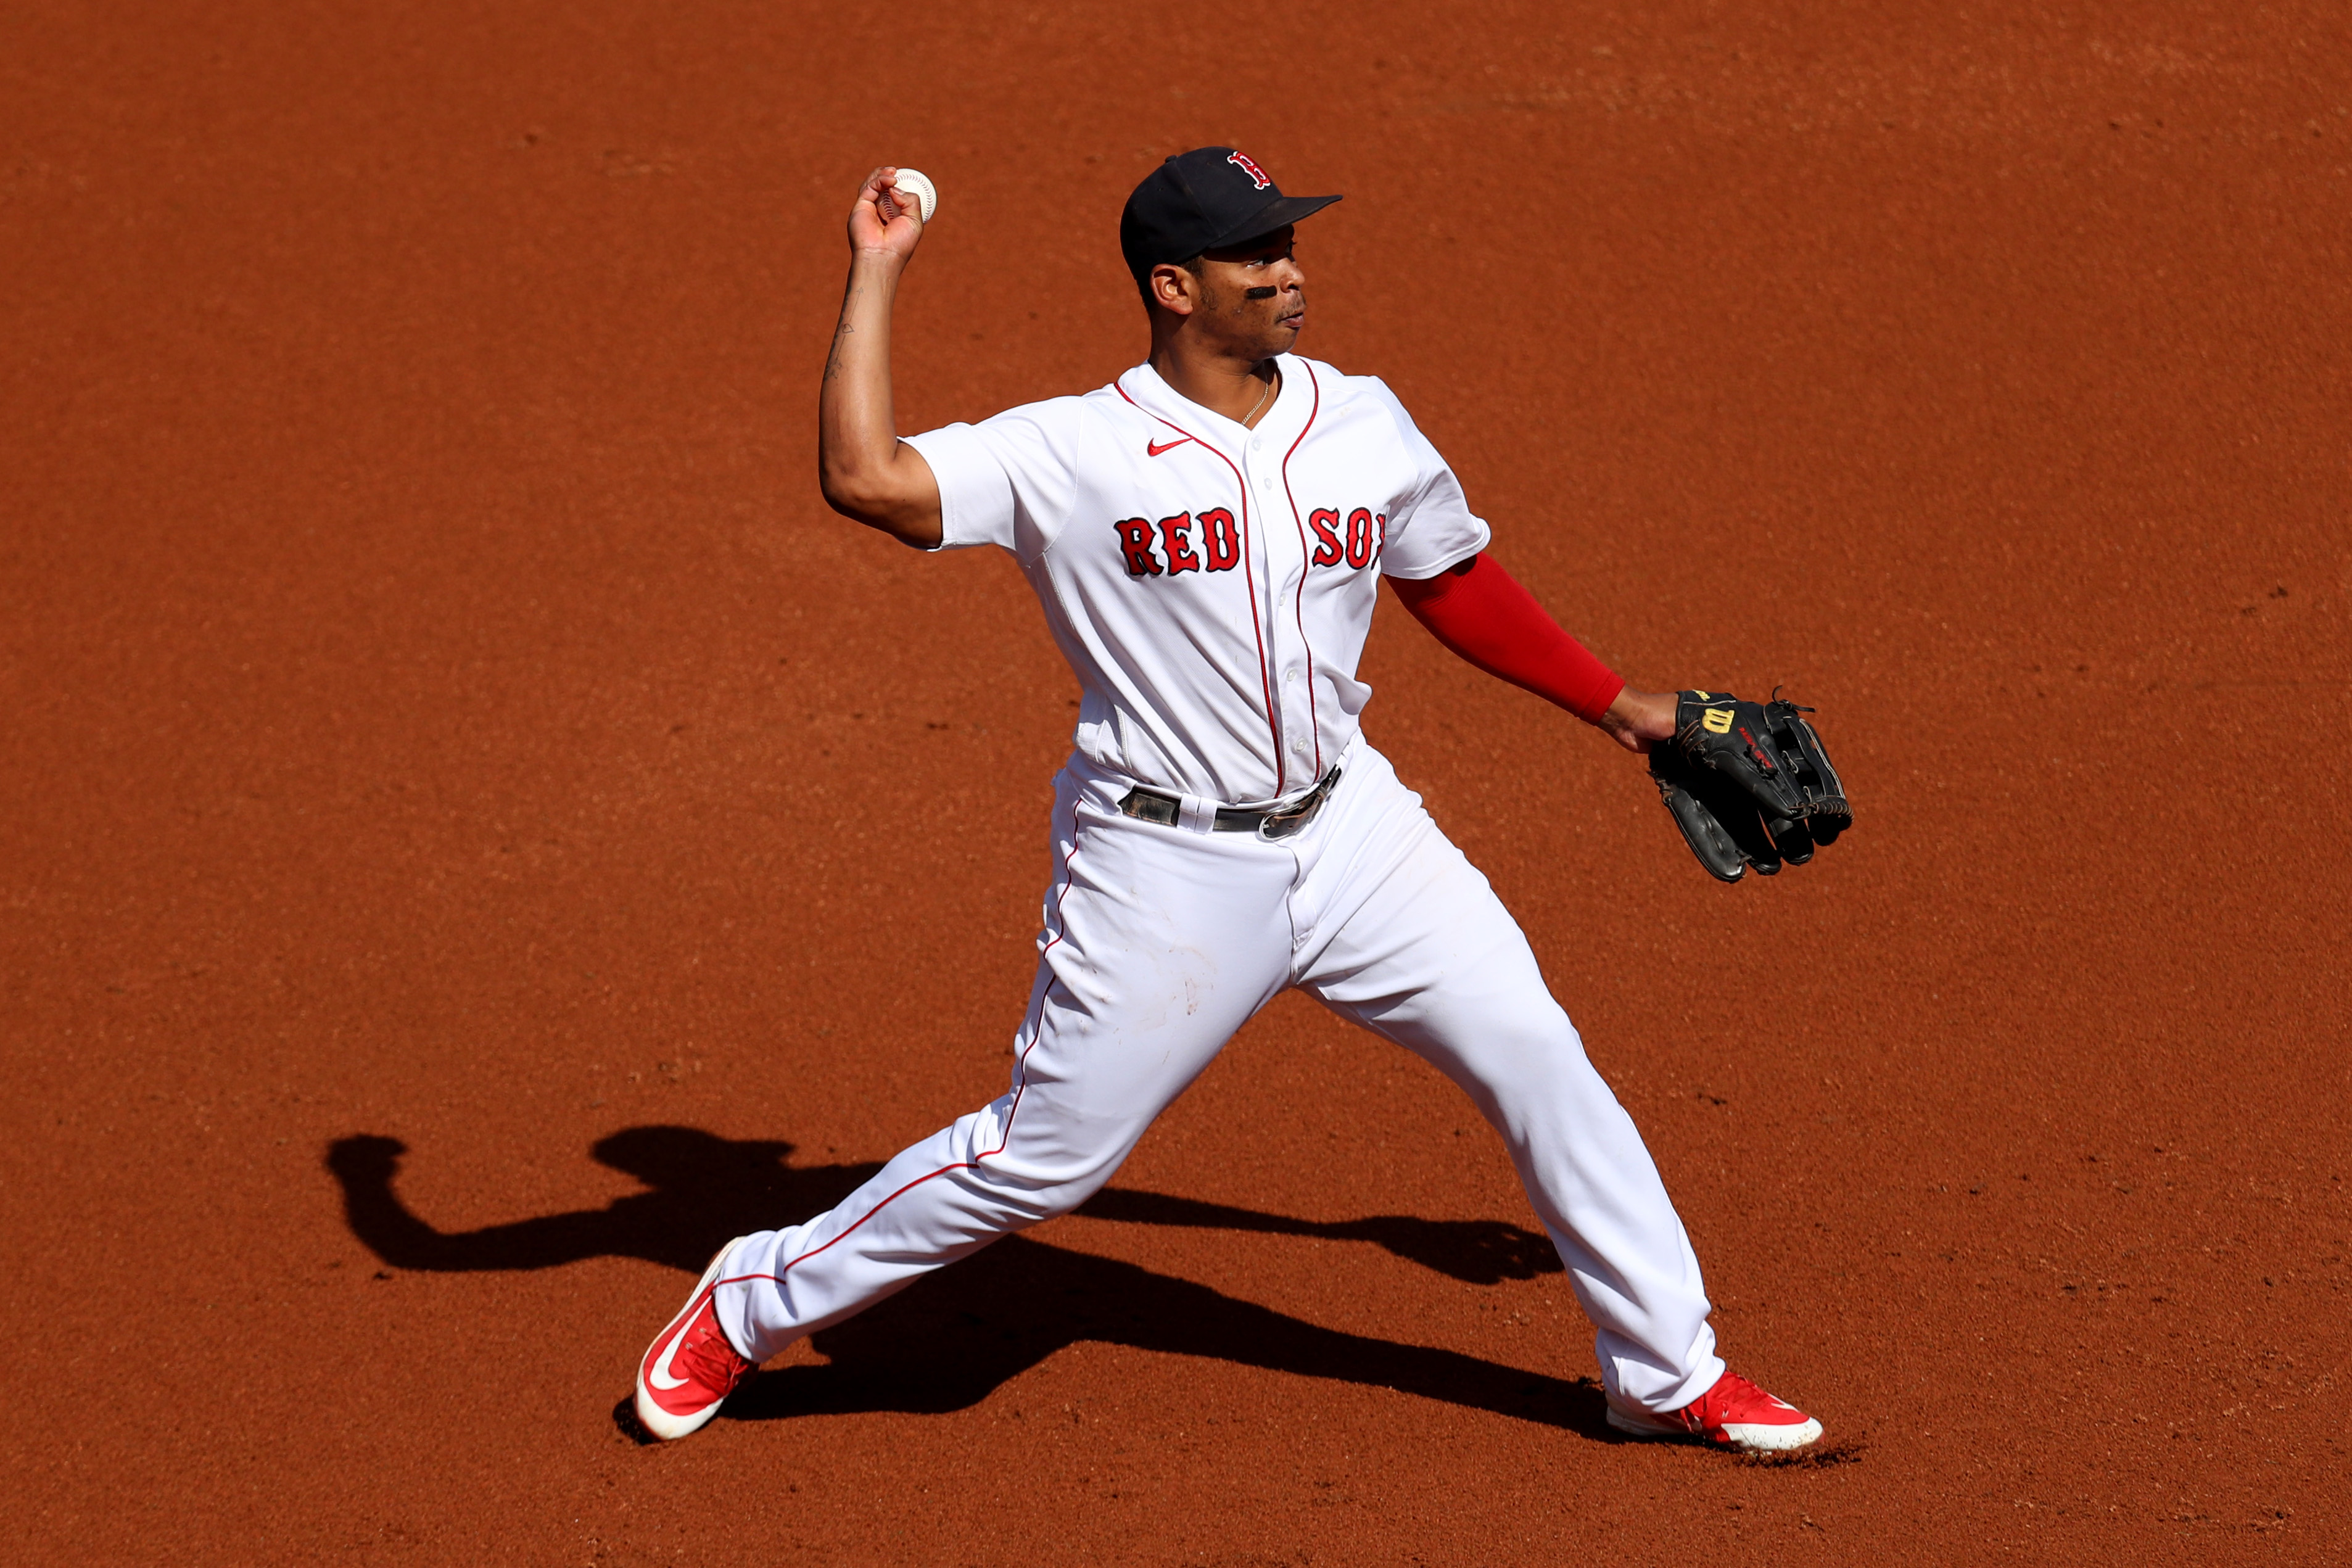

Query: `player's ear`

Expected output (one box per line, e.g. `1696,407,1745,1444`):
1148,262,1199,317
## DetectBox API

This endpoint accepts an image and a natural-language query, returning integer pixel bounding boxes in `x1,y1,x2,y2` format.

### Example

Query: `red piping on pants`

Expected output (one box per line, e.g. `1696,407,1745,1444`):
698,791,1084,1305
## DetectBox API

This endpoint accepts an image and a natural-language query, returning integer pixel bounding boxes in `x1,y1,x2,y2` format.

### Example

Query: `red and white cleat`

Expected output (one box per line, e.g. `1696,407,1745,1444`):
633,1237,758,1441
1607,1371,1824,1453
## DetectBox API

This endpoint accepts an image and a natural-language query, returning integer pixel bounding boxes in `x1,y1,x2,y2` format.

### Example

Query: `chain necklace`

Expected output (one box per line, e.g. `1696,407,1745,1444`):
1242,367,1279,428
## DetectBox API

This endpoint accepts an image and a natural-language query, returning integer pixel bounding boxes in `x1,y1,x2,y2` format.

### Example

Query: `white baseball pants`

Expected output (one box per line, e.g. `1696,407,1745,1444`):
716,737,1724,1414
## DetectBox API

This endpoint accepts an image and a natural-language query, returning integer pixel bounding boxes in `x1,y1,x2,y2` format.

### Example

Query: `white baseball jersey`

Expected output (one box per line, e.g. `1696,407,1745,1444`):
904,354,1491,808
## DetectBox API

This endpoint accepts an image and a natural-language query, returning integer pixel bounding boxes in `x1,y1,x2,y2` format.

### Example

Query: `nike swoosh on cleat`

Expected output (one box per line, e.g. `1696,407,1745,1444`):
1146,438,1189,456
646,1298,708,1391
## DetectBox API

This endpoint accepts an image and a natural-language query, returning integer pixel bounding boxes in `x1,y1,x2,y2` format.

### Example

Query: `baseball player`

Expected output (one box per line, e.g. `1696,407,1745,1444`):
635,149,1841,1452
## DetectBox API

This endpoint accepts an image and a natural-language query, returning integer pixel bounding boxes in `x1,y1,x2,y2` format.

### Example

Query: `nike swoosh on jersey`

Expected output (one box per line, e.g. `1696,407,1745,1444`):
1146,438,1190,456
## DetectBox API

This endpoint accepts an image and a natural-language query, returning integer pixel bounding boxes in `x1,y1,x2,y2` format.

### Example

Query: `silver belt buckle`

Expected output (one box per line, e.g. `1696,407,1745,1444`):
1255,768,1340,841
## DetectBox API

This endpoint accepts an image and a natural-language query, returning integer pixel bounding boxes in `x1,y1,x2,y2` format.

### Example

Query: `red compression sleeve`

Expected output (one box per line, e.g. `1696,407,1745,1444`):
1387,554,1626,724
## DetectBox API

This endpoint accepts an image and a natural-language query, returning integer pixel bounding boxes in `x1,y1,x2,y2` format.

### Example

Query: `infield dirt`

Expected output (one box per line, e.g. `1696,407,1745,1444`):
4,2,2346,1564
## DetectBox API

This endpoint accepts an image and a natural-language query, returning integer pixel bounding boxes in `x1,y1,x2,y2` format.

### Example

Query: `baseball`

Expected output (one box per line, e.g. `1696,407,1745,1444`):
887,167,938,225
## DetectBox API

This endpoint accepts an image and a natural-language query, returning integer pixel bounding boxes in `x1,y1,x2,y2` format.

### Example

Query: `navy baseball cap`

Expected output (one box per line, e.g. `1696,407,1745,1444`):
1119,147,1340,283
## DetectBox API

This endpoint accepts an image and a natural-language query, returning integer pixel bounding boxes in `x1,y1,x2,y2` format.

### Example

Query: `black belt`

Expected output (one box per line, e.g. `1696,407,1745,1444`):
1118,767,1343,841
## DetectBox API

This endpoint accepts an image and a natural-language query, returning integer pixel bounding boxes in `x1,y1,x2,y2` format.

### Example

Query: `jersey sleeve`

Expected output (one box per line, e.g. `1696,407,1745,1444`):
1363,378,1493,580
902,397,1085,561
899,422,1014,552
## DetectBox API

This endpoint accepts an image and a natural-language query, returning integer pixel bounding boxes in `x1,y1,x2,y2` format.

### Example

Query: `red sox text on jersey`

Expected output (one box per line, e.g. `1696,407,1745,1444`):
1110,506,1382,577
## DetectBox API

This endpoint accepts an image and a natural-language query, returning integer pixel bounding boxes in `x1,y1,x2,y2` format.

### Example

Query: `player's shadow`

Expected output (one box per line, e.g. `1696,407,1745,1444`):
324,1126,1601,1438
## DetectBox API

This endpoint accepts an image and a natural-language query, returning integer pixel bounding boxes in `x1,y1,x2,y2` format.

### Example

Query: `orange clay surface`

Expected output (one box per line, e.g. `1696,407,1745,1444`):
3,2,2348,1563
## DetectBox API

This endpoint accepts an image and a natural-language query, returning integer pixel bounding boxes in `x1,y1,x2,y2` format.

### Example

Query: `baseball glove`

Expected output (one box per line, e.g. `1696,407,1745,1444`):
1648,691,1851,883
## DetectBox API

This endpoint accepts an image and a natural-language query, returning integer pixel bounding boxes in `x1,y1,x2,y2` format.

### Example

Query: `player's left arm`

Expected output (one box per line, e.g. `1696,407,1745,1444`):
1385,555,1676,753
1393,556,1854,880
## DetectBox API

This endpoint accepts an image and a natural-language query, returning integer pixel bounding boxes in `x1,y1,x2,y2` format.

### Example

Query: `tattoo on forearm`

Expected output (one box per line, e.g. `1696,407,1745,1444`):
823,314,856,382
822,273,878,387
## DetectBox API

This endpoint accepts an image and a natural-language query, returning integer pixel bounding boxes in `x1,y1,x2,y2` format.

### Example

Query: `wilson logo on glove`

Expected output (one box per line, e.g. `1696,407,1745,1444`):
1651,691,1852,884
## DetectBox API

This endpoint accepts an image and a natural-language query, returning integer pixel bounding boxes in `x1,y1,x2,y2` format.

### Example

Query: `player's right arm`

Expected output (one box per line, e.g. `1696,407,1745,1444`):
817,168,944,547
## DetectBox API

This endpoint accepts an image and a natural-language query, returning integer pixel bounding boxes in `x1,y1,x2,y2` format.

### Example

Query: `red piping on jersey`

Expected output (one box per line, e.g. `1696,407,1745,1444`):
1277,361,1324,777
1113,376,1286,794
688,793,1084,1319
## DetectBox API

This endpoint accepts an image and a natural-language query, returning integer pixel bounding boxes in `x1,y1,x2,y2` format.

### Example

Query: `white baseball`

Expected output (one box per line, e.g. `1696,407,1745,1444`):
888,168,938,225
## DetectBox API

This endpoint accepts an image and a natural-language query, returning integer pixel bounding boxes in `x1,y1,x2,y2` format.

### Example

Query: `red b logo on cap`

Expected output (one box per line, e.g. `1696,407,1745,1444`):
1226,151,1271,190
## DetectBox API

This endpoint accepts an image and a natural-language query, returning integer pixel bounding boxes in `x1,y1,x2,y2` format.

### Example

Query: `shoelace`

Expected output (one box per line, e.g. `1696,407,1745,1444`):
676,1321,753,1396
1697,1374,1792,1426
